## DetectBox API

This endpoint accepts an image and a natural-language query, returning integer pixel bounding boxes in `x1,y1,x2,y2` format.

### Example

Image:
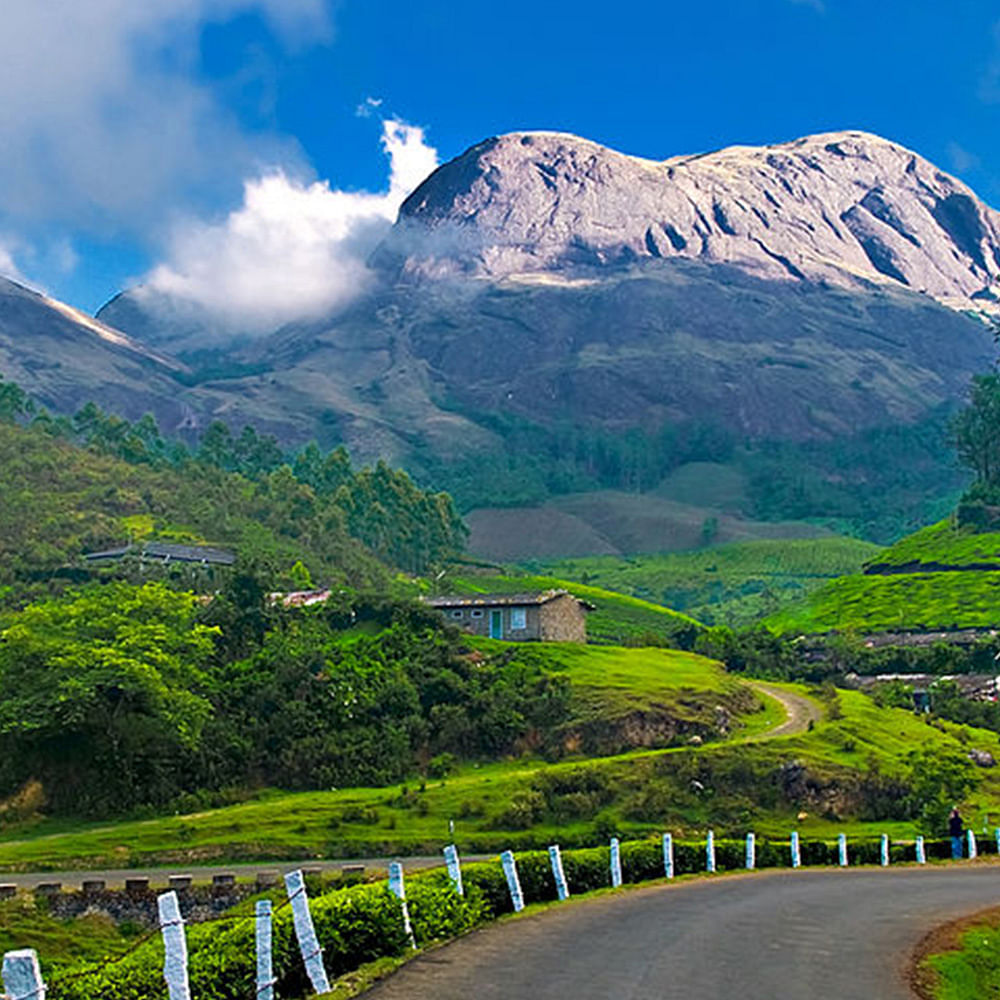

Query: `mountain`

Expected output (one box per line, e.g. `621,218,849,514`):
0,276,199,429
384,130,1000,307
38,131,1000,546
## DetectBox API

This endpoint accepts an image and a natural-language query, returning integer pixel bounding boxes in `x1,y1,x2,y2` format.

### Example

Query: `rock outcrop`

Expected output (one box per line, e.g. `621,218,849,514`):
386,130,1000,311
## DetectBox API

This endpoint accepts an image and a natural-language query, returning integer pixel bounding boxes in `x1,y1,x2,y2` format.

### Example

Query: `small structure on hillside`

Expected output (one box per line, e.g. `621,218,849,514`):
424,589,593,642
83,542,236,566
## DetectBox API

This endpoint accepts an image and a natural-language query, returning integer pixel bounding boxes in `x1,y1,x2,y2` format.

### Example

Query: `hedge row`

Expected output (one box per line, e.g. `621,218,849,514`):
49,834,982,999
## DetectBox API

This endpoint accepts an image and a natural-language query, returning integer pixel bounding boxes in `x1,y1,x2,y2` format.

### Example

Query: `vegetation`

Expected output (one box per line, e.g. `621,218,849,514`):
442,571,702,647
0,385,466,601
763,571,1000,634
921,911,1000,1000
541,537,882,627
4,682,999,869
421,403,965,544
868,518,1000,569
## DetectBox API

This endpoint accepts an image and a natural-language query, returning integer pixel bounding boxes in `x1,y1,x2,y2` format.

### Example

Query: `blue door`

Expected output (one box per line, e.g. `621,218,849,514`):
489,610,503,639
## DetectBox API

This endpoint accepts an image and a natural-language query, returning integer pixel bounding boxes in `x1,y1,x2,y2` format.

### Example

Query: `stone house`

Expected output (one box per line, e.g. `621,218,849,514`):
424,589,592,642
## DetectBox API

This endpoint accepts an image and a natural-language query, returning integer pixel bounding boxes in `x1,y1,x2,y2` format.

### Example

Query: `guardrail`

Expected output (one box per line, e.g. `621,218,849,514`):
2,830,995,998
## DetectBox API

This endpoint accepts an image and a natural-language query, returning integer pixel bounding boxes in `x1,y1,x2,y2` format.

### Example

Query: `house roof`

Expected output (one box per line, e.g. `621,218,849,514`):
83,542,236,565
424,589,595,610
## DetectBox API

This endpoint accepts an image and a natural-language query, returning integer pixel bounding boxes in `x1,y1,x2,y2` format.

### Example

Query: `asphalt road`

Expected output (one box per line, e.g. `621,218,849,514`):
364,866,1000,1000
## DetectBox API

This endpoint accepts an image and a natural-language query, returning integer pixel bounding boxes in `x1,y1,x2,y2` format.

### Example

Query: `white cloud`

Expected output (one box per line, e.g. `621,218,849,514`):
0,240,27,286
0,0,330,234
141,119,439,332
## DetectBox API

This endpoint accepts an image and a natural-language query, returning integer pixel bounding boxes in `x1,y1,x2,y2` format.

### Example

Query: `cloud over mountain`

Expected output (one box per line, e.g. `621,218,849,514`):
133,120,439,334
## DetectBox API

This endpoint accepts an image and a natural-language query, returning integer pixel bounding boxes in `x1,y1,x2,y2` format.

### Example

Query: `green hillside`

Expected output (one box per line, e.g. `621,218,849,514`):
2,680,997,870
442,571,702,645
764,519,1000,634
541,537,882,627
866,519,1000,570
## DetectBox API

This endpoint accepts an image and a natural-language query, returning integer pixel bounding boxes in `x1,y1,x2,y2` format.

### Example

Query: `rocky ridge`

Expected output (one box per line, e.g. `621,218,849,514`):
387,129,1000,311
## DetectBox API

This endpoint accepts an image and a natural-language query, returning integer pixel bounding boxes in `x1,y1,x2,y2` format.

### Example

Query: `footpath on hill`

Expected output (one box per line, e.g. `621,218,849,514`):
750,682,824,738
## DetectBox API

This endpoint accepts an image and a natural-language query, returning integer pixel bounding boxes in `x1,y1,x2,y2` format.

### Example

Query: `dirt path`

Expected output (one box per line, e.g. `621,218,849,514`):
750,681,824,738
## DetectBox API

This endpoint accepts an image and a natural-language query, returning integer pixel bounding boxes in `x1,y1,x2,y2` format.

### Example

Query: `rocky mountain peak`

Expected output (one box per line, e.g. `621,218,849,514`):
386,129,1000,310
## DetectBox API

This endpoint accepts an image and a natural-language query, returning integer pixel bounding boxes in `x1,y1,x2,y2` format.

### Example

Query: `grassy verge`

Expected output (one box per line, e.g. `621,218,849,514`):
916,907,1000,1000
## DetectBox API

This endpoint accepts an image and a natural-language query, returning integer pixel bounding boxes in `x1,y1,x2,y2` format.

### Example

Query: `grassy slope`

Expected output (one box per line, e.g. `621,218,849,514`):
541,537,882,628
3,680,998,870
765,571,1000,633
869,519,1000,568
444,571,701,643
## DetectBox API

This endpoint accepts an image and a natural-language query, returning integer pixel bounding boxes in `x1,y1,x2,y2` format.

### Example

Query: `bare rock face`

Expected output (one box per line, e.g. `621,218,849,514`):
387,130,1000,310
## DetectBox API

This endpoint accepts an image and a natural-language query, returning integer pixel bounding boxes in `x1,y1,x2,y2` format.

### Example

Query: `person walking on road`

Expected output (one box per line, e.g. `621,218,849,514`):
949,807,964,859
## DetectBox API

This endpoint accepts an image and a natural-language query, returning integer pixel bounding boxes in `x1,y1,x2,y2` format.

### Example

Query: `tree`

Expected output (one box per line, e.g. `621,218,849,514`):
0,583,217,813
905,744,977,835
951,374,1000,487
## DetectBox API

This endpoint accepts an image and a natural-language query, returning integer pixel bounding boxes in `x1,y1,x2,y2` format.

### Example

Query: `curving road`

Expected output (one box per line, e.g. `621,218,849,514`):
364,866,1000,1000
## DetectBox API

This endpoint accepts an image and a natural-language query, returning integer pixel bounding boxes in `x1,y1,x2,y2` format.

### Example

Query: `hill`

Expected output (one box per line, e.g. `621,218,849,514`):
540,536,883,628
764,519,1000,633
78,130,1000,541
2,677,997,868
0,413,464,598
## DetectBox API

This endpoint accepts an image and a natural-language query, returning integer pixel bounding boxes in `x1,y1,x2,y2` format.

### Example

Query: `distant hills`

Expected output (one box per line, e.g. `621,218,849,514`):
6,129,1000,550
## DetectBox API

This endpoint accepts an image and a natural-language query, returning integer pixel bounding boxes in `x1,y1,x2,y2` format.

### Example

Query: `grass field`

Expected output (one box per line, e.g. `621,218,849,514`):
443,571,702,644
764,570,1000,634
3,677,999,871
541,537,882,627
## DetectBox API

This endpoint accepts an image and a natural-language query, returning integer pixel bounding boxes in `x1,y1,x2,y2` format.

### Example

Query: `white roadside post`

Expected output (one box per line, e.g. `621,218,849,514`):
388,862,416,948
443,844,464,896
916,836,926,865
157,891,191,1000
838,833,849,868
745,832,756,871
790,831,801,869
284,869,331,996
706,830,716,873
663,833,675,879
880,834,890,867
2,949,46,1000
549,845,570,901
256,899,275,1000
610,837,623,888
995,828,1000,856
968,829,978,860
501,851,525,913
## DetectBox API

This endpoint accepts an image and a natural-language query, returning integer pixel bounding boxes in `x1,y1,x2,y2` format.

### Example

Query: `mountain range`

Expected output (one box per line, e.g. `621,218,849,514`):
4,129,998,554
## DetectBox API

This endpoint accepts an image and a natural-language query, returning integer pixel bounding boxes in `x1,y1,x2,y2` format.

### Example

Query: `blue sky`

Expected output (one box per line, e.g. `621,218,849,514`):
2,0,999,319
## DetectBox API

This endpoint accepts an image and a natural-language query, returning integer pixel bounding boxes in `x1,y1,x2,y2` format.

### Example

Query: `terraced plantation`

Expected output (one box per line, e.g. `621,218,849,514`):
766,520,1000,634
540,537,882,627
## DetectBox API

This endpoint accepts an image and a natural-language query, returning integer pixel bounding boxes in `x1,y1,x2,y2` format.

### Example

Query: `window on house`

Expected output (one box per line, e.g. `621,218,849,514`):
450,609,464,619
510,607,527,630
470,609,484,618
